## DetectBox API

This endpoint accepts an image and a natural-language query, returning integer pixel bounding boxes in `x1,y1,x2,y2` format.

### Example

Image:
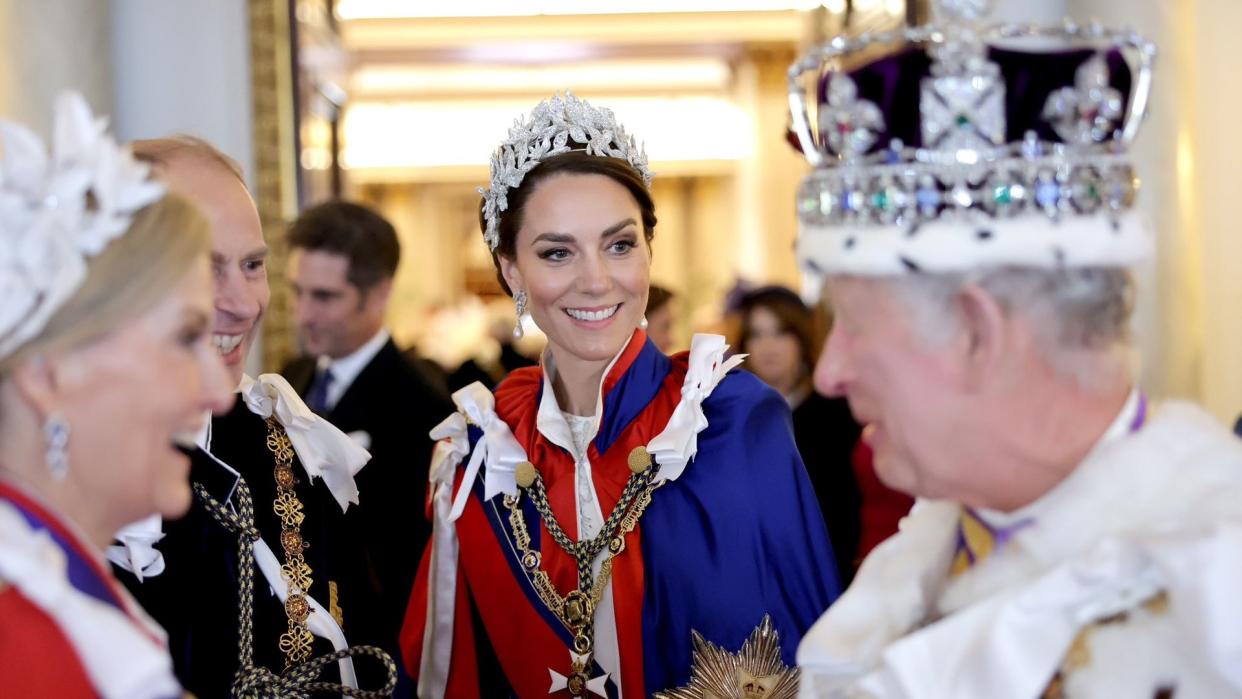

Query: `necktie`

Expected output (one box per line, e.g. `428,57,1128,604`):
306,366,335,415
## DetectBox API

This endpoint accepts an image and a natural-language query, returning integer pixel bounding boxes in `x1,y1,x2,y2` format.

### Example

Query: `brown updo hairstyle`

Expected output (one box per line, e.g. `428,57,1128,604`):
735,286,826,377
481,150,658,296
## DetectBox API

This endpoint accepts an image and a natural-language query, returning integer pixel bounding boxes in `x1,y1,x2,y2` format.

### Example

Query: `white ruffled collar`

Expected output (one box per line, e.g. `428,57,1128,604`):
434,333,744,521
535,334,630,461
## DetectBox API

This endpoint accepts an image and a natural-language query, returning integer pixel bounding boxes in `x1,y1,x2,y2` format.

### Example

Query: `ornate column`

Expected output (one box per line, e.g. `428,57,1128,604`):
250,0,301,370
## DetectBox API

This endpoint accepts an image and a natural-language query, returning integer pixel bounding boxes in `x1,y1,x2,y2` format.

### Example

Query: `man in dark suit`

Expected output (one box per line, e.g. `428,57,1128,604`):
281,201,452,668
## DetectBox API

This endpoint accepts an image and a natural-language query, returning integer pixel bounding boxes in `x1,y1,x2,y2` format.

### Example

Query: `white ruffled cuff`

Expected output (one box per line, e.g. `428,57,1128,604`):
107,514,166,582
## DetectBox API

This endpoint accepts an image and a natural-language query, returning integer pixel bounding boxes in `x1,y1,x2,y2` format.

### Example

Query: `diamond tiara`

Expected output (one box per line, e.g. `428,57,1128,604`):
479,91,652,252
0,92,165,360
787,7,1157,273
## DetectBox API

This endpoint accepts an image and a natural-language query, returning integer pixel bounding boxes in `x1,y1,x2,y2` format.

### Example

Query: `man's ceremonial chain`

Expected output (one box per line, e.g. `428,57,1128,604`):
503,446,662,668
192,476,397,698
264,417,315,669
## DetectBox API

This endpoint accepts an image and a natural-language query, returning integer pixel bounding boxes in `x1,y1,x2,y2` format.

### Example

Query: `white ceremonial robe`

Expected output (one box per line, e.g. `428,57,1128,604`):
797,400,1242,699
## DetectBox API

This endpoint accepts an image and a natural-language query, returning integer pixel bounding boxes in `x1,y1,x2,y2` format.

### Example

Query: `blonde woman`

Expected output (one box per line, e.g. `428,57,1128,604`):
0,95,230,696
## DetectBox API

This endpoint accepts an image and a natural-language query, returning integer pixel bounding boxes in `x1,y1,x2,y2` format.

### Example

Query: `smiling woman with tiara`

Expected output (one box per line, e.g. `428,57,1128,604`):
399,92,841,698
0,94,232,697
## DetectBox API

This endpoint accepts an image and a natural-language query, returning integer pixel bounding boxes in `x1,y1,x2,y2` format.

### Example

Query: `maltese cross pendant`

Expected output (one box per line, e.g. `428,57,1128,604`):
548,651,609,697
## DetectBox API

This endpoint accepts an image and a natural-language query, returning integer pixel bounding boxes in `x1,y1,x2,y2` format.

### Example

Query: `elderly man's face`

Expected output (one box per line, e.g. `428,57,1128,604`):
814,276,975,500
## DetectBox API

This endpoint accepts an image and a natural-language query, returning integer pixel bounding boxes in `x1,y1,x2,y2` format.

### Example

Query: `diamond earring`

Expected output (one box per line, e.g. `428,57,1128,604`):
513,290,528,339
639,316,649,330
44,413,71,481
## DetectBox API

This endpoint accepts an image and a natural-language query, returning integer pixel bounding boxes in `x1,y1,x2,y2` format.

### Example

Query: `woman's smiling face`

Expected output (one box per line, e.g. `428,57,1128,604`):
499,172,651,366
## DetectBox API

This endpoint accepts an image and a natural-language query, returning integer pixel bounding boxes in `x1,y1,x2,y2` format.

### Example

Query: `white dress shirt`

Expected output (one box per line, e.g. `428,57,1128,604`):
316,328,390,414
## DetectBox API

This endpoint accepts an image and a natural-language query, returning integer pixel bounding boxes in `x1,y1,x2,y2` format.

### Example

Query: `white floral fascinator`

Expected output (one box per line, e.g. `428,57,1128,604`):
0,92,165,359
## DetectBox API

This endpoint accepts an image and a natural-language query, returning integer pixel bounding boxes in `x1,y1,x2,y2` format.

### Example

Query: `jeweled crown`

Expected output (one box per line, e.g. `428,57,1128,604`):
480,91,652,252
788,0,1156,275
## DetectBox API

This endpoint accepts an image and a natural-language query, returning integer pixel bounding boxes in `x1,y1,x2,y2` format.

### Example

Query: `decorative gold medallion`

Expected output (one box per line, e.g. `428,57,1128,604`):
274,464,296,488
516,460,538,488
284,594,311,622
562,590,593,627
654,616,799,699
627,446,653,474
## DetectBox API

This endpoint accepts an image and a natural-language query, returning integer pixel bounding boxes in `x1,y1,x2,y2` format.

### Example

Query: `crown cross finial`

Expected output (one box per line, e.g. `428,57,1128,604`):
818,74,885,160
934,0,992,22
1043,53,1125,146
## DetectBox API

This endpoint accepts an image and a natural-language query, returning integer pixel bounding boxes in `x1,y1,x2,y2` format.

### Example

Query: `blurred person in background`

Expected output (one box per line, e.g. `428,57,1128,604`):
0,94,230,697
644,284,678,353
736,286,863,584
282,199,453,668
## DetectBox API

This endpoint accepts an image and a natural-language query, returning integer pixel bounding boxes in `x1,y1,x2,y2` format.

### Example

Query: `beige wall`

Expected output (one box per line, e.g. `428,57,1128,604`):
1071,0,1242,422
0,0,112,131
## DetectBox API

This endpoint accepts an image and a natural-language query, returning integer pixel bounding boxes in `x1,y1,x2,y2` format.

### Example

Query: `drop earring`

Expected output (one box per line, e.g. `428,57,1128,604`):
513,290,528,339
44,413,71,481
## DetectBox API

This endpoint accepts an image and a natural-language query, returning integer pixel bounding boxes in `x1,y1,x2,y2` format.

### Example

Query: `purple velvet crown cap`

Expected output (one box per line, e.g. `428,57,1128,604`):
801,46,1134,156
786,17,1158,276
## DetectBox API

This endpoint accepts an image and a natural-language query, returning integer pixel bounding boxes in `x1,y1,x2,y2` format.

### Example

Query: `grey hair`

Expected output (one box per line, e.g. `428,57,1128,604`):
887,267,1136,388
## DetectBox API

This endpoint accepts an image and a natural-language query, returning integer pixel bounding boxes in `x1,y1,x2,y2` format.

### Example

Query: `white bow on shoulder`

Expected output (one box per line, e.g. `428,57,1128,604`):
445,382,529,521
238,373,371,512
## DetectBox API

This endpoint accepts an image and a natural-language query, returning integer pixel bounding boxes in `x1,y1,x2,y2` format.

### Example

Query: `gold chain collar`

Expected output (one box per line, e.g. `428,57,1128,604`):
264,417,316,669
502,445,661,691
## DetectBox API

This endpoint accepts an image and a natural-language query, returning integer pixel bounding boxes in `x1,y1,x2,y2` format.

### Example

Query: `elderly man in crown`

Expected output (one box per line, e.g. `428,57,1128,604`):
788,1,1242,697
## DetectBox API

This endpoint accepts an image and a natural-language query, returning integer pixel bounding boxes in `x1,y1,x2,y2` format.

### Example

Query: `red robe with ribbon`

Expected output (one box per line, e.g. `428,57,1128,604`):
401,332,840,697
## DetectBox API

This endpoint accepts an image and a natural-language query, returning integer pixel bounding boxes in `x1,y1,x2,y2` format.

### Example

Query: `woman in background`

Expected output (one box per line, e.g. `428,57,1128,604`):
736,286,864,583
643,284,678,354
0,94,231,697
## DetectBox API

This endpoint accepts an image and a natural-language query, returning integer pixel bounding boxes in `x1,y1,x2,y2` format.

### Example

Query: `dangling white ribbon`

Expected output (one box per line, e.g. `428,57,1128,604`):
646,334,746,483
428,413,469,491
447,382,529,522
237,373,371,513
418,412,471,699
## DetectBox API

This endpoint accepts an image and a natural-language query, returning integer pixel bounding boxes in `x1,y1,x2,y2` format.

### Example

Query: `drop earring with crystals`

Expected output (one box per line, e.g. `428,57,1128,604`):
44,412,71,481
513,290,528,339
639,316,649,330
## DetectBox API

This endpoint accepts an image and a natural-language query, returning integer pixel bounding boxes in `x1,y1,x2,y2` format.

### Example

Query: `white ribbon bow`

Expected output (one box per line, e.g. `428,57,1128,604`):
447,382,529,521
647,334,745,482
107,513,166,582
237,373,371,513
